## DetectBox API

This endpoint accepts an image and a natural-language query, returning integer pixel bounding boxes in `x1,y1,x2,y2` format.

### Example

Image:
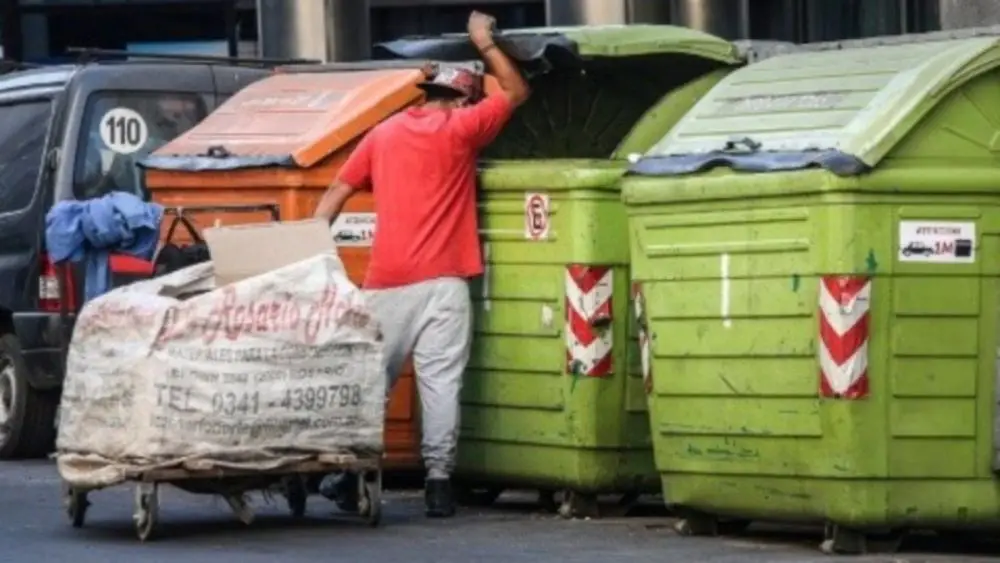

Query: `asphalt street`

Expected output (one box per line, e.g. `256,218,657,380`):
0,460,997,563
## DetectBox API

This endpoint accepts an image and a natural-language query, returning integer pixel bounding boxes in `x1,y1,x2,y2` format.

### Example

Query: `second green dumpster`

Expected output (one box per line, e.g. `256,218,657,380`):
378,26,762,517
623,34,1000,552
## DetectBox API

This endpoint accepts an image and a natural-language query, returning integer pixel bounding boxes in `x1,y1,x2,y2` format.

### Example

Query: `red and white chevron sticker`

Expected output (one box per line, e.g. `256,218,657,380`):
818,275,871,399
566,265,613,378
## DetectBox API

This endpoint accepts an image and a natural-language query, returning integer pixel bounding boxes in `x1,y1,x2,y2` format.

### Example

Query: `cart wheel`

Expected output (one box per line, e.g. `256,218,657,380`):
362,480,381,527
357,472,382,527
64,483,89,528
538,489,559,513
133,484,159,542
820,523,868,555
558,490,599,519
674,509,747,537
284,477,307,518
225,494,255,526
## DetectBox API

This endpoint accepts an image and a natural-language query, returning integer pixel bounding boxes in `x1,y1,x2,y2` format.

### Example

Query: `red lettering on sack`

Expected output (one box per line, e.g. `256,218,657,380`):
194,285,360,345
304,285,339,344
157,306,189,344
152,284,369,346
255,303,270,332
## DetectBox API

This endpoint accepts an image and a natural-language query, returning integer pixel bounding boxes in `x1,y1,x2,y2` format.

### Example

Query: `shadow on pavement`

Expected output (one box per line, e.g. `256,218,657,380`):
682,523,1000,559
67,505,424,543
57,481,1000,559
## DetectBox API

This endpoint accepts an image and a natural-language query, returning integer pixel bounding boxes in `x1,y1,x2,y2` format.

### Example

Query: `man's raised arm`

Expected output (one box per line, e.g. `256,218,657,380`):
468,11,530,107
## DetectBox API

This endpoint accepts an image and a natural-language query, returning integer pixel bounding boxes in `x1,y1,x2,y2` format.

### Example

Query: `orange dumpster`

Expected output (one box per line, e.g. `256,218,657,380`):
140,67,433,471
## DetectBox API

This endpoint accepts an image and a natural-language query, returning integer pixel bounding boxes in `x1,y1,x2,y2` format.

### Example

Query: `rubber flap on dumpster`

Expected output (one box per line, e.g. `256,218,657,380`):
376,26,743,159
376,25,740,74
140,68,426,171
632,36,1000,177
56,220,385,490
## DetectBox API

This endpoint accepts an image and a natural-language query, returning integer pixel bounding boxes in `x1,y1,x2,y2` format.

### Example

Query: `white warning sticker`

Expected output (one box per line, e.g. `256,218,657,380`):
898,221,975,263
331,212,375,247
524,193,550,240
99,107,149,154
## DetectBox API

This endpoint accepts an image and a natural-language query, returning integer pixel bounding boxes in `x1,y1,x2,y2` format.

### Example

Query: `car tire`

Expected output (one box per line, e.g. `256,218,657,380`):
0,334,59,460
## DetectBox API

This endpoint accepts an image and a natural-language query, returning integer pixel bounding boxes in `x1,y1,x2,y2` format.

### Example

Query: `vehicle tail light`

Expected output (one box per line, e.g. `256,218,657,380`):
39,254,76,313
108,254,155,276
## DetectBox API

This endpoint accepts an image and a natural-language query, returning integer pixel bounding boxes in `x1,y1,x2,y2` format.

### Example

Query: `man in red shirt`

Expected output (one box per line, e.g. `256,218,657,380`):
313,11,529,517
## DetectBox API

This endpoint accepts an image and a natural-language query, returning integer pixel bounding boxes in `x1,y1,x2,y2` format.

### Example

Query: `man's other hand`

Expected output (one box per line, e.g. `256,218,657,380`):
468,11,496,47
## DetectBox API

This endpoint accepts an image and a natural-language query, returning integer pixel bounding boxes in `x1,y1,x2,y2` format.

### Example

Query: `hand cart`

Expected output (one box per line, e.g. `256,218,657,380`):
64,454,382,541
61,202,384,540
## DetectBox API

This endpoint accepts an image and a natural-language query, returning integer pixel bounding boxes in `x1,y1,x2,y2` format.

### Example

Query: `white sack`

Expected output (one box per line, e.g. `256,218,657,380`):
56,254,385,489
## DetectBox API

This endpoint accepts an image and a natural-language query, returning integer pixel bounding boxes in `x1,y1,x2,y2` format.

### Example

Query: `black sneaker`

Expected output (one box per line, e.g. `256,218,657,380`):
425,478,456,518
319,471,359,512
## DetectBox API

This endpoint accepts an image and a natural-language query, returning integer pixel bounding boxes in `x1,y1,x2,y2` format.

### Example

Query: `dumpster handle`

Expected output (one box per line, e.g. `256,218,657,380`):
162,209,205,246
202,145,232,159
722,136,762,154
160,204,282,247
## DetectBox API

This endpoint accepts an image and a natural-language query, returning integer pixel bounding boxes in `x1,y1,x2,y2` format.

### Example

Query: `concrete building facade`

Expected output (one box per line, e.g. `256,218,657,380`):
2,0,999,63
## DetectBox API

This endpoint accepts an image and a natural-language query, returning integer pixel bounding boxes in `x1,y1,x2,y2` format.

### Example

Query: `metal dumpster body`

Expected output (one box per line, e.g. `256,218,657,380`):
624,34,1000,553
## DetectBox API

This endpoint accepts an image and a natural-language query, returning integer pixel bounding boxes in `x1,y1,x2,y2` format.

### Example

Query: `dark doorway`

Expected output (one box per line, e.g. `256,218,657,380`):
29,1,233,61
371,2,545,45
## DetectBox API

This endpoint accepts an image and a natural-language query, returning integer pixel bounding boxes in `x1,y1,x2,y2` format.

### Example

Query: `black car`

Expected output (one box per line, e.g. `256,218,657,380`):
901,241,935,257
334,230,366,243
0,57,272,459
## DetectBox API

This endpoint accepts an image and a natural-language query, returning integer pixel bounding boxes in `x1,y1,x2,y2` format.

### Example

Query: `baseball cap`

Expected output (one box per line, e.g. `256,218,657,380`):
417,66,483,102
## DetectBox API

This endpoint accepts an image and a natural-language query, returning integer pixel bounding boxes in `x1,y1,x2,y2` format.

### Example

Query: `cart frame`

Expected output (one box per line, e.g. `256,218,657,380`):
64,454,382,541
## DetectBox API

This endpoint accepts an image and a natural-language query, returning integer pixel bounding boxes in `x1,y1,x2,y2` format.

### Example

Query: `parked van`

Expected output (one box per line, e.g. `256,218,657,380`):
0,54,275,459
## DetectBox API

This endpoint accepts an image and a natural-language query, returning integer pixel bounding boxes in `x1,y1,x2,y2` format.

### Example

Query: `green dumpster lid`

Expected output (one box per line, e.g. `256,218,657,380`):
513,25,741,61
376,25,742,66
377,25,744,159
643,36,1000,169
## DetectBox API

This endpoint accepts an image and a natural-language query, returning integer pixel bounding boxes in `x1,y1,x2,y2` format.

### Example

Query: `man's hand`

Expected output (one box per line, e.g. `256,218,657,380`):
466,10,529,108
420,61,437,80
468,11,495,48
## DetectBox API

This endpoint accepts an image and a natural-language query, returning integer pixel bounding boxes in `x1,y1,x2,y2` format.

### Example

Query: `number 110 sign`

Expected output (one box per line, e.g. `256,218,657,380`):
99,107,149,155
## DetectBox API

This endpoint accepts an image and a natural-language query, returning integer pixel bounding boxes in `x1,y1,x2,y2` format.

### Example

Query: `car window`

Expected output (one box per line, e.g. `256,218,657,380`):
0,101,53,213
73,91,206,201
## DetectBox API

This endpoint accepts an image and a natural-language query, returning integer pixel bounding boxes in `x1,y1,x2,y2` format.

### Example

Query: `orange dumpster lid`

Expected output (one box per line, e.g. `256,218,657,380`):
145,68,425,169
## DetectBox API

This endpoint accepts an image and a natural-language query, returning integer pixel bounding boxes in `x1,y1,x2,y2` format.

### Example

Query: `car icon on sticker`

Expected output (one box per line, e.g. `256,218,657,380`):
902,241,935,257
335,231,364,243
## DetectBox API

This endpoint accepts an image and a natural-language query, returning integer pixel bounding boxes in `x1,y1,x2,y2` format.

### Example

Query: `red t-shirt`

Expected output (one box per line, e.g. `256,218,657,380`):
337,93,515,289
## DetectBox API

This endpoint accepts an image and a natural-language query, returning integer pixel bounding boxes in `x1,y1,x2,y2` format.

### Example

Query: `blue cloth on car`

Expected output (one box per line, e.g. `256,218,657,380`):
45,192,164,303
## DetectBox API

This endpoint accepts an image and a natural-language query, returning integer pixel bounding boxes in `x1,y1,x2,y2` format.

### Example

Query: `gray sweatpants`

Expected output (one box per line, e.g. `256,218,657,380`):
365,277,472,480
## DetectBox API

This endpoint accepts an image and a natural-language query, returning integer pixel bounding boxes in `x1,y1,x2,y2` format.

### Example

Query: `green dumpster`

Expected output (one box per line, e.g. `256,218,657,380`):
378,27,777,517
623,34,1000,552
